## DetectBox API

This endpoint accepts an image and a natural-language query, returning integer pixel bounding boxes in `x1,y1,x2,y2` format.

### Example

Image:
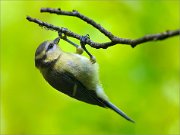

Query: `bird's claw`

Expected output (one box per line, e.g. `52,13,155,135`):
80,34,90,45
80,34,96,63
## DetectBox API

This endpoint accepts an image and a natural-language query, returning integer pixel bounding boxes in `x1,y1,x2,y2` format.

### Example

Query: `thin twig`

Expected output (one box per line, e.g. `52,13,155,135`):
40,8,115,40
26,8,180,49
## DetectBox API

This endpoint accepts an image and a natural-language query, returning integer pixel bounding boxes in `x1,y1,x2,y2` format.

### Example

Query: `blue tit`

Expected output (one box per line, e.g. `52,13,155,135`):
35,37,134,123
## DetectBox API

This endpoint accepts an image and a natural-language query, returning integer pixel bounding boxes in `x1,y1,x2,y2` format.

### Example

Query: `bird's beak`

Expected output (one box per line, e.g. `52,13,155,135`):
53,37,60,45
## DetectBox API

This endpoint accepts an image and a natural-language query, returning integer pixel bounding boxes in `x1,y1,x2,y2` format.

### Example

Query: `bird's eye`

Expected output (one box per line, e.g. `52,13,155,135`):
47,43,54,51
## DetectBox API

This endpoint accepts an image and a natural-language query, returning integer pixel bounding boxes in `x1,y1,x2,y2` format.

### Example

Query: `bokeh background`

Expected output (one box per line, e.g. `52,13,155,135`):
1,0,179,134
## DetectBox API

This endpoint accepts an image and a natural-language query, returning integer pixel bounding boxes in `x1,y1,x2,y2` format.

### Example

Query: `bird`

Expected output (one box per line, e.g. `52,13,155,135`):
35,37,134,123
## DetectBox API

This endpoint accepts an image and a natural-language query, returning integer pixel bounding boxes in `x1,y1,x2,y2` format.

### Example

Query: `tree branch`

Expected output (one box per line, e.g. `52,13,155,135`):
40,8,115,40
26,8,180,49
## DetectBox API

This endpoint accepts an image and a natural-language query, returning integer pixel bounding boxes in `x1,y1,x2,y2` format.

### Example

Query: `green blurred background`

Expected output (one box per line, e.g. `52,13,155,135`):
1,0,179,134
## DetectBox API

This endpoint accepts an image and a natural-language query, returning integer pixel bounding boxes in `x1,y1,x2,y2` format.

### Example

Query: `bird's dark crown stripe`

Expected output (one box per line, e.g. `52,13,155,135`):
35,41,47,56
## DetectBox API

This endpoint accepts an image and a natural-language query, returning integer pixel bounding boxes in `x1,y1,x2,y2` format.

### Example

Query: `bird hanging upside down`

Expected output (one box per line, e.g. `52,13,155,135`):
35,37,134,123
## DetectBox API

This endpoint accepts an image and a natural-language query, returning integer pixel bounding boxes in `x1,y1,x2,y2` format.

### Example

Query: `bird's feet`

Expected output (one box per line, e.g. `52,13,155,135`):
80,34,96,64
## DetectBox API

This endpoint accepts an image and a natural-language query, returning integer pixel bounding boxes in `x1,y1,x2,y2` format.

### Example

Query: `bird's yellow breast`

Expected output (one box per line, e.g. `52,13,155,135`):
54,52,99,91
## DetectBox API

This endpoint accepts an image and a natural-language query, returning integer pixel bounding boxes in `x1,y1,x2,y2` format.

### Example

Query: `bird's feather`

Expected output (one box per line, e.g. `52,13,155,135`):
44,69,107,107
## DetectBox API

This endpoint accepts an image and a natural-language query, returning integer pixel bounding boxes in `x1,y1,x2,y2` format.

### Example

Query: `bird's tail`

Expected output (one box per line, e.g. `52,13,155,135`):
103,100,135,123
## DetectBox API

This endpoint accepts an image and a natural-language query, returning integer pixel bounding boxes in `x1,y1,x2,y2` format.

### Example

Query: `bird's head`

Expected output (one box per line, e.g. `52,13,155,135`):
35,37,61,68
